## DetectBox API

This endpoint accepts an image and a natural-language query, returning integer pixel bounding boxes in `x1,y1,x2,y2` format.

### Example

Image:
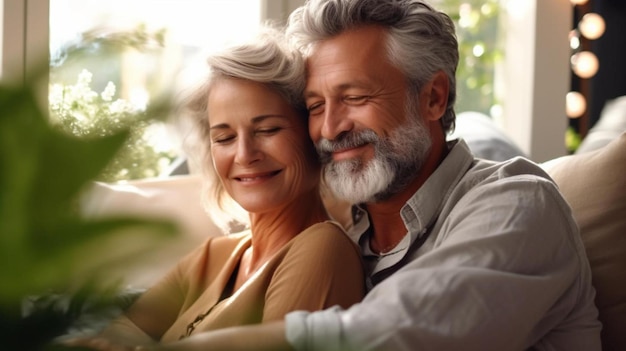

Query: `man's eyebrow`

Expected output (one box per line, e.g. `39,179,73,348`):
303,90,319,100
209,114,287,130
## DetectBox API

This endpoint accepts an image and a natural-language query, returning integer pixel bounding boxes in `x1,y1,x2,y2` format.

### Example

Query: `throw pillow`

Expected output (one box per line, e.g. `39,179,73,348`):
542,132,626,351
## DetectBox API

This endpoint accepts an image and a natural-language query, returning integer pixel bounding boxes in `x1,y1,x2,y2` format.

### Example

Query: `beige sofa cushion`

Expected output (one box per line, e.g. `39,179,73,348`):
542,132,626,351
81,175,224,287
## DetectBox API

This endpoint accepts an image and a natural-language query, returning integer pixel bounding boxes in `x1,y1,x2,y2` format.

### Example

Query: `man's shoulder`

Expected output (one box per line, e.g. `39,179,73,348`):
442,156,567,223
426,139,556,212
446,156,557,200
470,156,552,183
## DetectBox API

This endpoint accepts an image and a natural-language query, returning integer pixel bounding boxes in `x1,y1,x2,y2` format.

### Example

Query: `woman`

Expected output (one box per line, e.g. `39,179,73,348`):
71,26,364,349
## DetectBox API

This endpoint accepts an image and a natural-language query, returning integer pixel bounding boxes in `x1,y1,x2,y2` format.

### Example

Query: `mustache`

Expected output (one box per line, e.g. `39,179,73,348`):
315,129,379,163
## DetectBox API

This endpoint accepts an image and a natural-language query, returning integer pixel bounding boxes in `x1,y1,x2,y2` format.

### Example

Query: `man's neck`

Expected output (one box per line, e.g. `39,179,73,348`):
367,136,448,254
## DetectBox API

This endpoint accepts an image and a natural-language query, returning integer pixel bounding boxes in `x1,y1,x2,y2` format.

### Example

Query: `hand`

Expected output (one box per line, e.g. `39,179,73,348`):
62,336,143,351
63,320,290,351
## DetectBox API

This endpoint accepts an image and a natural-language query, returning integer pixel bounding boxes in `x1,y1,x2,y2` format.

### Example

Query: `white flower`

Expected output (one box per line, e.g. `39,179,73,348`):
101,82,116,102
77,69,93,86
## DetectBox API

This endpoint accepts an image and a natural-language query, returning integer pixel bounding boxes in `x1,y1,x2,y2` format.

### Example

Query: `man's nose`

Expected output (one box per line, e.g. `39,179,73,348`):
319,101,354,141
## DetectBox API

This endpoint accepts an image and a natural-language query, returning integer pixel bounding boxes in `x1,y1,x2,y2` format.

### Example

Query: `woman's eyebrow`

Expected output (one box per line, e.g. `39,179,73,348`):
209,123,230,131
209,114,287,130
251,114,288,123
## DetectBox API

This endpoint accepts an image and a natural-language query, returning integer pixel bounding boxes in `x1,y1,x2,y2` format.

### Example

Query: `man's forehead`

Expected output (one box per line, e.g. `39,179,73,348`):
306,26,388,63
305,37,387,82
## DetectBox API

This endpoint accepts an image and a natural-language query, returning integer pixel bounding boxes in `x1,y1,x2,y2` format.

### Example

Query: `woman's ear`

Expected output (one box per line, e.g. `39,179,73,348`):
420,70,450,122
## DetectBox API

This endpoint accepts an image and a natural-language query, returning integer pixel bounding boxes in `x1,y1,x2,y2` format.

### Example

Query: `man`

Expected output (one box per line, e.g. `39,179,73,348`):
82,1,601,350
283,0,601,350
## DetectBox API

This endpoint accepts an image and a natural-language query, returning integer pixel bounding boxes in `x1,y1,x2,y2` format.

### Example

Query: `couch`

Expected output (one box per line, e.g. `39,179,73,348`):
541,132,626,351
83,119,626,350
576,95,626,154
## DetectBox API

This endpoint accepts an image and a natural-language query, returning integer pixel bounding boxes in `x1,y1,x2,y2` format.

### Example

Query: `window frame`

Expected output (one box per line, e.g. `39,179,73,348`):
498,0,572,162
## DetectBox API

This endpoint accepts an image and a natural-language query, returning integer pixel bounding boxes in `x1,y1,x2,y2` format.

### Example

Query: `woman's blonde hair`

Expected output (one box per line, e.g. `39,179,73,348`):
178,24,307,231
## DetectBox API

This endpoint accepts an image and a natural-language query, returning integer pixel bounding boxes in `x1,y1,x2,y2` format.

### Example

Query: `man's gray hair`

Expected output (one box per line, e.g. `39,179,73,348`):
286,0,459,133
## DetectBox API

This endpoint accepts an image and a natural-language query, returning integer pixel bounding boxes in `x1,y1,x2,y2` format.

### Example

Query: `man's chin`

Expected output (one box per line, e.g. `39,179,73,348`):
324,169,393,204
326,159,363,179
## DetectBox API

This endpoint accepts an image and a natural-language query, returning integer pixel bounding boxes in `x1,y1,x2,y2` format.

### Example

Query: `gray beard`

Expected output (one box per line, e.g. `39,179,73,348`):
316,113,432,204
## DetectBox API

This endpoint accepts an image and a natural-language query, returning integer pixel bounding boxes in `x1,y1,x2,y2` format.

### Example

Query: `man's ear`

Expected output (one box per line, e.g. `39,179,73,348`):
420,70,450,122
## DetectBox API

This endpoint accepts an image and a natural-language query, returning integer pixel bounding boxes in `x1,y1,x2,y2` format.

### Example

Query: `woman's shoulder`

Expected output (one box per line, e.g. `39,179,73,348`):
180,230,251,266
172,230,252,286
290,221,359,254
204,230,252,255
297,220,345,238
209,230,251,245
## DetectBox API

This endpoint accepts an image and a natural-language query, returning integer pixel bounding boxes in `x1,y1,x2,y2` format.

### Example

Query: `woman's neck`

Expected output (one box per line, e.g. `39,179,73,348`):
235,188,329,288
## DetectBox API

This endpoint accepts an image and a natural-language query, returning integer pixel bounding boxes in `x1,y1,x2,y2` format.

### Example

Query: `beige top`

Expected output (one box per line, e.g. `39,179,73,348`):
105,221,364,343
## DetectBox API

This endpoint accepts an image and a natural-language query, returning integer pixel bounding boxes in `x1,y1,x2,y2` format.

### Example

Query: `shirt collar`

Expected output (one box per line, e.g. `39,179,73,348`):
347,139,475,280
401,139,475,236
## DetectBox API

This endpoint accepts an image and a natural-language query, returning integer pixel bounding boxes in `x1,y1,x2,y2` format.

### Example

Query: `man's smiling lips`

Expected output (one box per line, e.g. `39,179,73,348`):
332,144,369,161
234,170,282,182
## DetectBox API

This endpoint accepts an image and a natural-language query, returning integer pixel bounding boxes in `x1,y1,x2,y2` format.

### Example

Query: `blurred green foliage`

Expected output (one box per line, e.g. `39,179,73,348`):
0,72,177,349
49,69,176,181
49,25,176,182
566,126,583,153
436,0,503,116
0,24,180,350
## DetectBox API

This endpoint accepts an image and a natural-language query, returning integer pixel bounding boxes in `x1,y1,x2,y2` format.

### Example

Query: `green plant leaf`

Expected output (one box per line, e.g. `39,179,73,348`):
0,71,177,349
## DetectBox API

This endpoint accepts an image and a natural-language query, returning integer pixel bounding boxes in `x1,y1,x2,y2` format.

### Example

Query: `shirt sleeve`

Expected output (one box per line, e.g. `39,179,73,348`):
286,177,600,351
99,315,156,345
263,223,365,322
102,238,213,341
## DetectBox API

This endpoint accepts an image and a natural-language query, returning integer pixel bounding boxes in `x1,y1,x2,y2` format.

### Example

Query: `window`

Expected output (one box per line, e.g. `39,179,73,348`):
435,0,572,162
434,0,503,118
48,0,263,181
2,0,571,166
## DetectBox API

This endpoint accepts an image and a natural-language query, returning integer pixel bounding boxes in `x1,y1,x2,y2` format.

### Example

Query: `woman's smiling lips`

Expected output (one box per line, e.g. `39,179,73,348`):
234,170,282,183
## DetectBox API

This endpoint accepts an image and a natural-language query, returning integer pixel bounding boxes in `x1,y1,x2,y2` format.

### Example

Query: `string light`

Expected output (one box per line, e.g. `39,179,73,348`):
571,51,599,79
566,0,605,121
569,30,581,50
579,13,606,40
566,91,586,118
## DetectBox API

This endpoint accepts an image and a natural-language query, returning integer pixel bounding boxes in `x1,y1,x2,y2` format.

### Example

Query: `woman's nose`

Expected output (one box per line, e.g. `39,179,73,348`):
234,136,262,165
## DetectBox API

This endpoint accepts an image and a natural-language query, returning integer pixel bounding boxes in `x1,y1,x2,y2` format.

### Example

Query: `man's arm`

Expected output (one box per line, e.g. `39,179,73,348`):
63,322,290,351
136,322,290,351
287,177,600,351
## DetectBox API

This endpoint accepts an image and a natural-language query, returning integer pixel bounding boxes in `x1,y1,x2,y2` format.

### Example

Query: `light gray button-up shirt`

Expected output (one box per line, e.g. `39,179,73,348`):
286,139,601,351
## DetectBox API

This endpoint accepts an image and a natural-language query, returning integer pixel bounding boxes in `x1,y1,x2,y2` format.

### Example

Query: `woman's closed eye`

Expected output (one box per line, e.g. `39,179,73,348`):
212,127,282,144
212,134,236,145
256,127,282,135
